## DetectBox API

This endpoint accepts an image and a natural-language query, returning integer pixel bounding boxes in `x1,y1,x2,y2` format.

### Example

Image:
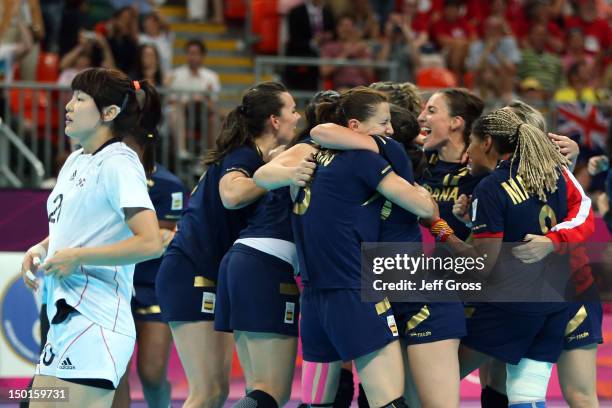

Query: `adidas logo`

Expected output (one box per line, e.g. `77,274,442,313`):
59,357,75,370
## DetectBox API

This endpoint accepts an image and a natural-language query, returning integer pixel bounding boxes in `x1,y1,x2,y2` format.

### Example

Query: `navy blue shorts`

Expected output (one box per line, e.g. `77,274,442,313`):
462,303,569,364
156,253,216,322
300,287,399,363
132,283,163,322
214,244,300,337
564,301,603,350
393,302,466,344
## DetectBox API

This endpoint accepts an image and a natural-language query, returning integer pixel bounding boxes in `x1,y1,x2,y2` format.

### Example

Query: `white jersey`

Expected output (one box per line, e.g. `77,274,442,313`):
44,141,153,338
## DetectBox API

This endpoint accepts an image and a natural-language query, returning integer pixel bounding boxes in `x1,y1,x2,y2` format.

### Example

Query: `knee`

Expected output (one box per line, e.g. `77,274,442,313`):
563,386,598,408
137,360,167,389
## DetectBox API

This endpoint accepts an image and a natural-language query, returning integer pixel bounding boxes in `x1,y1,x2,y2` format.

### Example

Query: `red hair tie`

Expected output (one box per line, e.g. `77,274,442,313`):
133,80,140,90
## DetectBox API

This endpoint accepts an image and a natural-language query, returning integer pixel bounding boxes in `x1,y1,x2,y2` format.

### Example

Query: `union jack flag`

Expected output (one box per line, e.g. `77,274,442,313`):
556,103,609,152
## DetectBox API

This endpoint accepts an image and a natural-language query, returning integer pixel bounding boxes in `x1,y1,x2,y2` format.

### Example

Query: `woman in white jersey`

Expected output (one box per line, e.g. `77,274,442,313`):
20,67,163,407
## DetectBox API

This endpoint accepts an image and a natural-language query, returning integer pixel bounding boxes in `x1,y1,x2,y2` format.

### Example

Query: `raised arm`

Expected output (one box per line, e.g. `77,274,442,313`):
253,143,318,190
219,171,267,210
310,123,379,152
376,171,434,218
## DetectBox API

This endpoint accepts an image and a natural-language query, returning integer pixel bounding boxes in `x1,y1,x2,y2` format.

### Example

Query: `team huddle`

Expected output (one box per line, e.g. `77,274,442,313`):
20,67,599,408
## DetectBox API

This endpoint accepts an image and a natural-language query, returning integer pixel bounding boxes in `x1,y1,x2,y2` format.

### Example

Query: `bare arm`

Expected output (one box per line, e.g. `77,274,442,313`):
42,209,163,278
253,143,318,190
376,172,435,218
219,171,267,210
310,123,379,152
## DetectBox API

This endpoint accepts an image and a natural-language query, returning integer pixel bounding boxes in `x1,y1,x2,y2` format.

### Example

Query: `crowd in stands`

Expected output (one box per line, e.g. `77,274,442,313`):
0,0,610,200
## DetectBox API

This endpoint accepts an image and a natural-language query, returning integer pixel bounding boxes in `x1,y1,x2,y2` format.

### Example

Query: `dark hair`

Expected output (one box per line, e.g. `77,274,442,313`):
472,108,569,201
567,60,587,83
132,44,163,86
437,88,484,145
71,68,161,173
293,90,341,145
444,0,463,8
389,104,426,178
204,81,288,165
185,38,207,54
315,86,388,126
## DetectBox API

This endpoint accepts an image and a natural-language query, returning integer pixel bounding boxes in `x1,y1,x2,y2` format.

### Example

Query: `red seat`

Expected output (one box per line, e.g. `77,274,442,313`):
36,52,60,83
416,67,457,89
225,0,246,20
251,0,279,54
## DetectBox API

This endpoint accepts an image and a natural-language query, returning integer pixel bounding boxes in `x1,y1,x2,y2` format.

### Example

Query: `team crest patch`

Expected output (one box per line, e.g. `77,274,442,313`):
387,315,398,337
171,192,184,210
202,293,216,314
284,302,295,324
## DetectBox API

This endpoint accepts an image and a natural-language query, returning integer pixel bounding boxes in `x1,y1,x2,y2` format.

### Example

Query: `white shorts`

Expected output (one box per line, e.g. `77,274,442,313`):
35,310,135,388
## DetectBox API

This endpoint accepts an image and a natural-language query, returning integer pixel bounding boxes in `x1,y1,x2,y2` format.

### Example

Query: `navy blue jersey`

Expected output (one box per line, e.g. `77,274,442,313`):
293,148,392,289
419,153,484,240
166,146,264,280
239,187,293,241
471,160,568,314
374,135,422,243
134,164,188,285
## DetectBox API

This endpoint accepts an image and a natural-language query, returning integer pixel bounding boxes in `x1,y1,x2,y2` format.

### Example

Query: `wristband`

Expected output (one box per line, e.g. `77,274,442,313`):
430,219,455,242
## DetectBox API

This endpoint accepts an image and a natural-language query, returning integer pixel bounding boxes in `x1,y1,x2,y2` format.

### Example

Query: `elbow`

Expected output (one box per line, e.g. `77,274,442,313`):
149,235,164,259
220,191,242,210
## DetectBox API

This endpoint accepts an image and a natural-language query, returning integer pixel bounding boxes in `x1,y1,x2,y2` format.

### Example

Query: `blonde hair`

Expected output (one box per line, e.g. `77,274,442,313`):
505,100,547,132
472,108,569,201
369,81,422,118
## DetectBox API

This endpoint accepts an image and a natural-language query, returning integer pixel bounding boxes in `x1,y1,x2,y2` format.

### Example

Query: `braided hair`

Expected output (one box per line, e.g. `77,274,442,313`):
472,108,570,202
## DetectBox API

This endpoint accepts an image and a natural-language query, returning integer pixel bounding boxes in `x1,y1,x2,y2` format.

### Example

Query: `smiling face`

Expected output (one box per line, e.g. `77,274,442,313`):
466,133,495,176
65,90,102,140
272,92,301,144
352,102,393,136
417,92,453,152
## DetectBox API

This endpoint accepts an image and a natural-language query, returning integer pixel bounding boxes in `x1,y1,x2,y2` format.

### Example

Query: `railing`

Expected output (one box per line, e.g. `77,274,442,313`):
254,56,400,104
0,82,219,187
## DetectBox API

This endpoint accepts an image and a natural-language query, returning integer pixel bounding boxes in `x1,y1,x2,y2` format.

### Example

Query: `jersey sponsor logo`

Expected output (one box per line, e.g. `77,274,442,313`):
171,192,184,211
201,292,215,314
59,357,75,370
566,331,590,342
284,302,295,324
387,315,399,337
409,330,432,338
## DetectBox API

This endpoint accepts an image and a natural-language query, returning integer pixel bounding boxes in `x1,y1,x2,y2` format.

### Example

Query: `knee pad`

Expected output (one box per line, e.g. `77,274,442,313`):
333,368,354,408
379,397,409,408
481,386,508,408
506,359,552,406
233,390,278,408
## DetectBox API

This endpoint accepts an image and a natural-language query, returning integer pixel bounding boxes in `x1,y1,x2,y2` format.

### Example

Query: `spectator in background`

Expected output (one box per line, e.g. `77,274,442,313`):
518,23,563,97
516,0,564,54
562,28,595,77
376,11,423,83
104,6,139,74
320,15,374,90
139,11,173,75
566,0,612,76
40,0,63,53
131,43,163,86
187,0,223,24
517,77,548,105
284,0,335,90
351,0,380,39
554,60,601,104
57,30,115,85
465,15,520,103
0,7,33,83
166,39,220,160
429,0,475,83
398,0,429,49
